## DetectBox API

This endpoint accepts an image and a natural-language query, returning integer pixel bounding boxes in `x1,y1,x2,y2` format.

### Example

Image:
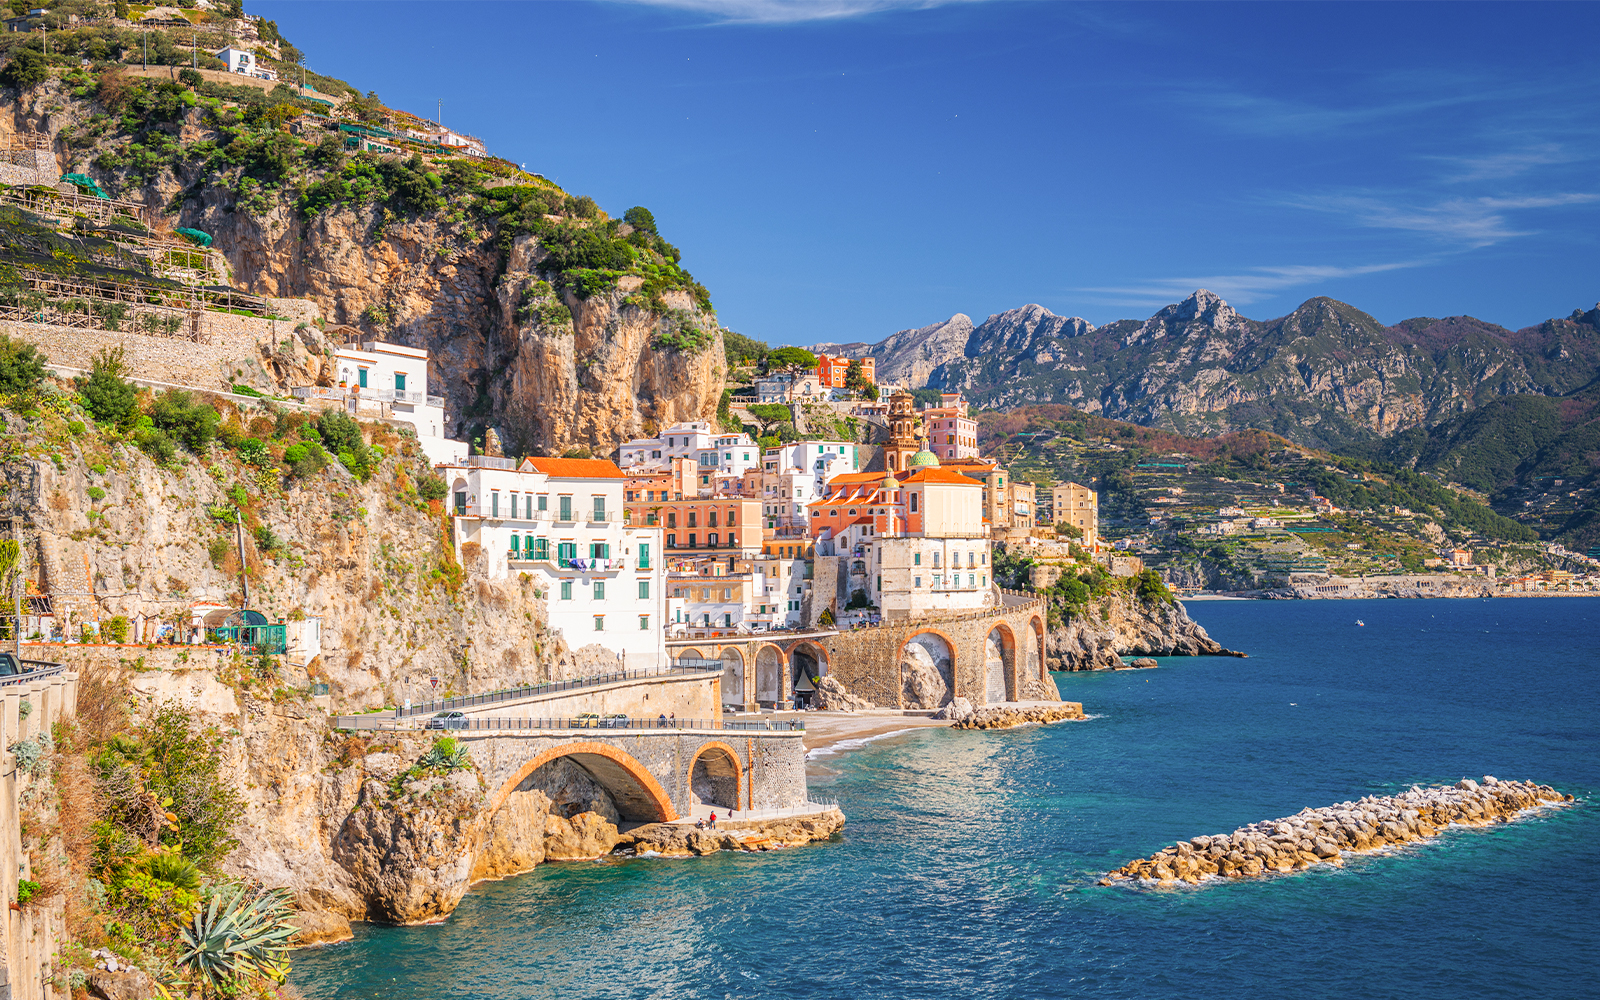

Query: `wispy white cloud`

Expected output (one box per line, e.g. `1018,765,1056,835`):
1075,261,1427,310
1432,144,1579,183
1284,191,1600,248
610,0,980,25
1172,81,1496,138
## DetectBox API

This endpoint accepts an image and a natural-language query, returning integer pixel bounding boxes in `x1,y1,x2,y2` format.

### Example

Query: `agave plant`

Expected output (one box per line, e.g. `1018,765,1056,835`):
177,883,296,987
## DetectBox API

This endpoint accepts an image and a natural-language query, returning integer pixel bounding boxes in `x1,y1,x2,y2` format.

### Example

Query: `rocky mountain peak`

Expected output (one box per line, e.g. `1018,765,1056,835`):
1159,289,1241,329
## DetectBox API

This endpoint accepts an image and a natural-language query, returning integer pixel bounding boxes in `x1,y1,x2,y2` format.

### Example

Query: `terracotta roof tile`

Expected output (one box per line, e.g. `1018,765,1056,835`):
903,468,986,485
523,457,627,479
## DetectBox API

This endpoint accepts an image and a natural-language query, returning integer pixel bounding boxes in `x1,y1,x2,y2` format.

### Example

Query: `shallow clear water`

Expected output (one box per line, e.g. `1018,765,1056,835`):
292,597,1600,999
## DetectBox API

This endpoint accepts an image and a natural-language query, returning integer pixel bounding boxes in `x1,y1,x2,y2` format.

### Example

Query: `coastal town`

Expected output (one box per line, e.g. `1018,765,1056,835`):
0,2,1592,998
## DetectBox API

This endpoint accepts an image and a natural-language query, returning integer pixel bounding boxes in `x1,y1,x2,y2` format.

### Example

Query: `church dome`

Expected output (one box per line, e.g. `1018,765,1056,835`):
908,449,940,468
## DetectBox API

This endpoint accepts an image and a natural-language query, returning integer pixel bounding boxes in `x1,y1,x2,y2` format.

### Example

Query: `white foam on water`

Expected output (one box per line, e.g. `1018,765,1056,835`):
806,727,923,760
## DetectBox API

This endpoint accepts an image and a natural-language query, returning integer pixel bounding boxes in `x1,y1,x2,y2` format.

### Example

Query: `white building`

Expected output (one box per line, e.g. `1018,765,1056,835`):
760,440,860,530
618,422,760,481
294,341,466,467
444,456,667,669
216,46,278,81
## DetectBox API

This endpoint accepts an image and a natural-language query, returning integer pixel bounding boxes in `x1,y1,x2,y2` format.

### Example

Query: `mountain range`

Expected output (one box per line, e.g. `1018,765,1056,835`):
814,291,1600,453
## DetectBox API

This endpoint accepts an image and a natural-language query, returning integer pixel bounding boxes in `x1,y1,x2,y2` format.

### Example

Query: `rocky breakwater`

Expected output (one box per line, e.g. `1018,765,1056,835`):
949,702,1086,730
1049,592,1245,671
1104,778,1573,886
618,807,846,858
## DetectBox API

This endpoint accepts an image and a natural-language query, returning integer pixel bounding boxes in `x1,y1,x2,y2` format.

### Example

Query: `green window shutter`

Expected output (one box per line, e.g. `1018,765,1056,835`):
594,582,605,601
594,616,604,631
593,496,606,520
538,494,548,511
558,541,576,564
533,538,549,560
559,496,572,520
395,372,406,391
490,493,499,517
509,534,519,553
638,580,649,599
454,492,466,515
510,493,518,519
639,615,649,630
560,580,572,600
638,543,650,569
357,367,367,388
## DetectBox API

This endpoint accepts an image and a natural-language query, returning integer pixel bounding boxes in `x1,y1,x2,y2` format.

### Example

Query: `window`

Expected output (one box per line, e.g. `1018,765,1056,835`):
357,367,368,388
968,574,975,587
510,493,519,519
532,538,549,561
667,533,677,548
729,508,739,524
688,533,698,548
722,588,732,601
981,574,987,586
709,510,719,527
560,580,573,600
538,494,548,512
933,552,941,567
638,543,650,569
395,372,406,391
651,450,662,459
490,492,499,517
667,512,677,528
639,580,650,599
688,512,698,527
639,615,650,630
910,493,918,513
454,491,467,515
593,581,605,600
933,574,942,588
509,533,519,554
590,542,611,560
593,496,606,520
723,613,733,627
701,588,711,601
728,533,738,548
594,616,605,631
914,552,921,566
558,541,577,564
558,496,573,521
709,532,719,548
915,576,922,588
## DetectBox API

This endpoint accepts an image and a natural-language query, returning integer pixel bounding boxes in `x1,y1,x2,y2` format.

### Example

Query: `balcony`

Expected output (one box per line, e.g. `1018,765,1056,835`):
390,389,445,407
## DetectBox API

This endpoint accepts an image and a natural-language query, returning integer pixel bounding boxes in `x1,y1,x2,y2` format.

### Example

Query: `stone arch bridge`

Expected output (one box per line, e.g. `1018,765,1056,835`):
462,726,809,824
669,594,1057,710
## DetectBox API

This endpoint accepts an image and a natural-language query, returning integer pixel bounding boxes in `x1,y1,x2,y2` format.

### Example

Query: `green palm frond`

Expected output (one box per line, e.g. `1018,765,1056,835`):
177,883,297,986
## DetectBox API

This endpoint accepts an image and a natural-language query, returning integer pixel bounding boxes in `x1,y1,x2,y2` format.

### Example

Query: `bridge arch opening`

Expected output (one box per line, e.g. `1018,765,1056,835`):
985,624,1016,704
687,741,743,813
900,630,956,709
789,642,829,709
755,644,785,707
720,647,746,709
490,742,677,825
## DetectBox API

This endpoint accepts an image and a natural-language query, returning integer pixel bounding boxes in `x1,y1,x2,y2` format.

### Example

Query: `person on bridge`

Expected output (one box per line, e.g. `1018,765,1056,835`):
708,812,717,829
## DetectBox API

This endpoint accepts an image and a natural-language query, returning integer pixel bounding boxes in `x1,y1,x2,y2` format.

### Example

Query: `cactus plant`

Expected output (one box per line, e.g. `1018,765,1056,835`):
177,883,296,987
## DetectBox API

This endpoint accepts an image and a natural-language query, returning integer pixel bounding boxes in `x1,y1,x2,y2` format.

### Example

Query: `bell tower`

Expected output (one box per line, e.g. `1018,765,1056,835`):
884,390,920,472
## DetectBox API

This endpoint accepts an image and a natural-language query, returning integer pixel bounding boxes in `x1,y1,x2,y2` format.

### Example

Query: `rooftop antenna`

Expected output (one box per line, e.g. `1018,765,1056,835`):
437,98,442,129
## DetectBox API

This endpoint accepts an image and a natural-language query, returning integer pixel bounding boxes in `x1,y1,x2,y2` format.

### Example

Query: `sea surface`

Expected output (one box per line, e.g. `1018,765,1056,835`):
291,598,1600,999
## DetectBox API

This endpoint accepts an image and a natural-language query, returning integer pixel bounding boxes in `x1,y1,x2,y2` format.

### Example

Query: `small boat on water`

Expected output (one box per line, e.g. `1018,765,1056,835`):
1355,619,1366,626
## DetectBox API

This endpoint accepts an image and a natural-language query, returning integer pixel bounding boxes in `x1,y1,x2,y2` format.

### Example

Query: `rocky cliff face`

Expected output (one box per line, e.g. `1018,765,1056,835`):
846,290,1600,451
1046,592,1238,671
3,81,725,459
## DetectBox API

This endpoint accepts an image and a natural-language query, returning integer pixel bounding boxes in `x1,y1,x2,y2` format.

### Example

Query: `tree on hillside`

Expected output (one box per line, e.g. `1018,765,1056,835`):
862,383,880,401
80,346,138,427
723,330,768,371
0,47,47,90
747,403,793,438
767,346,816,375
623,206,657,235
844,358,869,393
0,333,46,395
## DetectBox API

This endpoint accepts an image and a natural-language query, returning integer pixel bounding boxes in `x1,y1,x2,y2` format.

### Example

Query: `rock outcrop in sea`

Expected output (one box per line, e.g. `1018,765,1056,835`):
1049,591,1243,670
1104,778,1572,886
952,703,1085,730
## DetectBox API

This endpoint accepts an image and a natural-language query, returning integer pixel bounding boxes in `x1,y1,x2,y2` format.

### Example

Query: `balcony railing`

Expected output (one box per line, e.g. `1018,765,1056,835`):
465,455,519,470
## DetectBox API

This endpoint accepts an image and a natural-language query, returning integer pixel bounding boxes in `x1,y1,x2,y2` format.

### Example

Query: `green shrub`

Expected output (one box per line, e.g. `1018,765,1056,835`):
281,441,328,479
68,420,86,436
1,48,48,90
80,347,139,427
316,410,363,453
87,486,106,502
133,427,177,464
103,615,131,643
623,205,657,235
416,474,448,501
15,878,39,906
178,67,203,89
0,332,47,394
254,525,282,554
150,390,220,452
207,536,230,567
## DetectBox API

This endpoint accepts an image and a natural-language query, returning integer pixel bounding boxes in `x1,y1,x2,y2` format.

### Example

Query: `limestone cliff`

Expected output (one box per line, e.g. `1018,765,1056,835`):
0,79,726,459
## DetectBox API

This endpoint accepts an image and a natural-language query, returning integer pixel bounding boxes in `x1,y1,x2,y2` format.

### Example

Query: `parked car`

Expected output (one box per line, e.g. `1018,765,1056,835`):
425,710,468,730
573,713,601,728
598,713,630,729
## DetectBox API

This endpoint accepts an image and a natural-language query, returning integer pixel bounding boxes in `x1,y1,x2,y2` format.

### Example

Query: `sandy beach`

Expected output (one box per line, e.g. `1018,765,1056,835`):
788,712,951,761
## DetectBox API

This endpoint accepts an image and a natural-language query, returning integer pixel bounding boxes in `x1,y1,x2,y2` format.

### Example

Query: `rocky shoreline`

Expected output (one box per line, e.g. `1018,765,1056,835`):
619,808,846,858
951,703,1086,730
1103,778,1573,886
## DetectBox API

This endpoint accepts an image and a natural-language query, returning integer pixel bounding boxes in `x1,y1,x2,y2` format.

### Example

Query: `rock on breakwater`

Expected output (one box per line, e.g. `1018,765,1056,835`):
1104,778,1573,886
618,808,846,858
953,703,1086,730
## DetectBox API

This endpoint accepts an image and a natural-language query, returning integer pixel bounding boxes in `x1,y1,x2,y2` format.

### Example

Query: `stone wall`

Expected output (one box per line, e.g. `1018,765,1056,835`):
0,149,58,187
5,297,319,393
468,672,720,724
1,669,79,1000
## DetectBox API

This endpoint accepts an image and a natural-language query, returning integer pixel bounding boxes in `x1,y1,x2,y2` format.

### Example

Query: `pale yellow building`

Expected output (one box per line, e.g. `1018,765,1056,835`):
1051,482,1098,550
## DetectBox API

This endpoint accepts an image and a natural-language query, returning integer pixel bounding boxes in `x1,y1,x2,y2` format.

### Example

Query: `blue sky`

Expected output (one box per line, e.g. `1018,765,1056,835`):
255,1,1599,345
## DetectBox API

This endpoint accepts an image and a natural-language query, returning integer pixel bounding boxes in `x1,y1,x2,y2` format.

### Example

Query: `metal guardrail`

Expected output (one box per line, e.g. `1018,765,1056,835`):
0,661,66,686
393,665,722,719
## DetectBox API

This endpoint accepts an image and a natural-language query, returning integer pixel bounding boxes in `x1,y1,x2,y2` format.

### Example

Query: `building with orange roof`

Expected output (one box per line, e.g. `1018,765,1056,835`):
808,450,994,619
816,353,875,389
441,454,666,667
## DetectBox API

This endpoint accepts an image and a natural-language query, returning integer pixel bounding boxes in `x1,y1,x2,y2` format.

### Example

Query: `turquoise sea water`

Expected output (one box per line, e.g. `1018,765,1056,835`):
291,597,1600,999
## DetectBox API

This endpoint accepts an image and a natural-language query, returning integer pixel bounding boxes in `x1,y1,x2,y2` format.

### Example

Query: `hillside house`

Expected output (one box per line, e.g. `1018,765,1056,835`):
216,46,277,81
293,341,465,466
443,456,667,668
921,392,979,461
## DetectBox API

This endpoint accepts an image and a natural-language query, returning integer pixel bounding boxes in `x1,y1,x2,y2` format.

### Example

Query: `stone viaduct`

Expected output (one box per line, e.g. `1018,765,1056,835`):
670,592,1058,710
461,726,810,824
